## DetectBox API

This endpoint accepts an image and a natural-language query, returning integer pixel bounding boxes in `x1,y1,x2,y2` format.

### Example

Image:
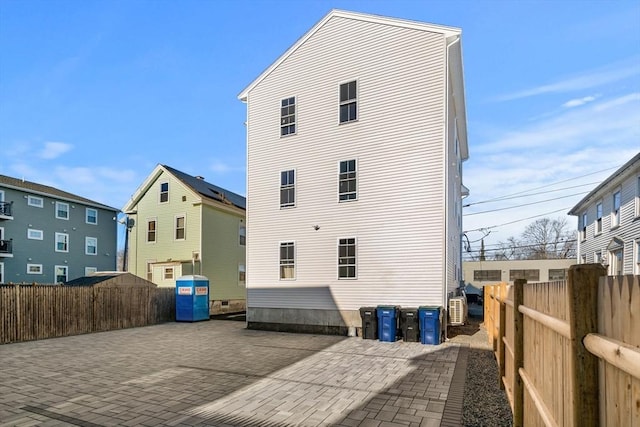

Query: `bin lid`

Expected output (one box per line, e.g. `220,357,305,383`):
176,275,209,281
377,305,400,309
418,305,441,310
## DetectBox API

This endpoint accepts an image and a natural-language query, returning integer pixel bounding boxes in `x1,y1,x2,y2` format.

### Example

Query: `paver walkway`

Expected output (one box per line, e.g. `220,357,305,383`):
0,321,465,426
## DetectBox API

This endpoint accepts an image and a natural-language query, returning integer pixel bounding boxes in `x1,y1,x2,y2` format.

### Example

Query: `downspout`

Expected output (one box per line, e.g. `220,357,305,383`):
443,34,461,338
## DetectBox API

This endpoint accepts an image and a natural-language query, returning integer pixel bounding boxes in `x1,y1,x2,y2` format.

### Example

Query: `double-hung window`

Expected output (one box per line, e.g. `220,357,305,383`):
86,208,98,225
612,190,621,227
339,81,357,123
55,202,69,220
280,170,295,208
238,264,246,285
55,232,69,252
338,238,356,279
160,182,169,203
280,97,296,136
595,202,602,234
279,242,295,279
55,265,68,283
239,225,246,246
85,237,97,255
175,215,186,240
147,219,157,243
581,212,587,241
339,160,357,201
636,176,640,217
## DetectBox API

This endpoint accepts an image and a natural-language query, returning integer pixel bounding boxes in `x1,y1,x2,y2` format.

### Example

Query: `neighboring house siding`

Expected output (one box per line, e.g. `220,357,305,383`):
245,16,453,312
575,166,640,275
0,184,117,283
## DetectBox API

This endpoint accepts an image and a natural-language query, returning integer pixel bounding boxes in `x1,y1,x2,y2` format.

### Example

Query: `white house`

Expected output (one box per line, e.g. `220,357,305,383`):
238,10,469,334
569,153,640,275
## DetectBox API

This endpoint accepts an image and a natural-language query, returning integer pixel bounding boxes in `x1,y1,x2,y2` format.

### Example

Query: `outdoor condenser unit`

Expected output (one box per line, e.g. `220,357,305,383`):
449,297,468,326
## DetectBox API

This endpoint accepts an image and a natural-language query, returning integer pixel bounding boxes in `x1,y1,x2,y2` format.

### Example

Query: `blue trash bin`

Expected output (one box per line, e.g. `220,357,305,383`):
418,306,442,345
176,275,210,322
377,306,399,342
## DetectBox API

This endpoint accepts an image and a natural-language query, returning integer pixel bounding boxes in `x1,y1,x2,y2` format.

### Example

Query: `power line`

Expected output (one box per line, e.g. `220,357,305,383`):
463,181,601,207
463,192,588,216
463,207,572,233
464,239,577,254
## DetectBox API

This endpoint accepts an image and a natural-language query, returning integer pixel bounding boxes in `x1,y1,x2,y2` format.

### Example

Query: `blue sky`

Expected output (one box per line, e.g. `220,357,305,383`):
1,0,639,252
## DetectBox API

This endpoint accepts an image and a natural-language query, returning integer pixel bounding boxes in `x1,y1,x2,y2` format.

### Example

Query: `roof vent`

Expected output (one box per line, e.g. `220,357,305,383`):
195,176,205,180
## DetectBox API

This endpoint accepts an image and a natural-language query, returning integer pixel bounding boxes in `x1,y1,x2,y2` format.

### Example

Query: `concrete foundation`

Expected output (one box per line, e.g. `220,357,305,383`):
247,307,362,336
210,299,245,315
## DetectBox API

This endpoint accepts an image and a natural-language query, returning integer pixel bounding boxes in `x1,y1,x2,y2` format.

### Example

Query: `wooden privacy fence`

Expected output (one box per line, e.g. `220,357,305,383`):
484,264,640,427
0,285,175,344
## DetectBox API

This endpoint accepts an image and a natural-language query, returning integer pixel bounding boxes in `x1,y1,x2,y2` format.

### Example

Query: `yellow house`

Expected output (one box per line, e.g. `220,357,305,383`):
122,164,246,314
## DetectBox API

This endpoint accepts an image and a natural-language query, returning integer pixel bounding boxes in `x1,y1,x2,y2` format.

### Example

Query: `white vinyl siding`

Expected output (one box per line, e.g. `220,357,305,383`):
244,16,450,310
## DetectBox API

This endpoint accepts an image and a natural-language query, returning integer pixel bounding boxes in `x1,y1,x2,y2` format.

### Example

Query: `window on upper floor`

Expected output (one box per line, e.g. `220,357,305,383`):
509,269,539,282
581,212,588,241
86,208,98,225
339,160,357,202
239,225,246,246
160,182,169,203
473,270,501,281
147,219,157,243
612,190,621,228
280,97,296,136
55,202,69,220
338,238,357,279
279,242,295,280
595,202,602,235
636,176,640,218
55,265,68,283
339,80,357,123
27,264,43,274
27,195,43,208
280,170,295,208
85,237,97,255
55,232,69,252
175,215,185,240
27,229,43,240
548,269,567,281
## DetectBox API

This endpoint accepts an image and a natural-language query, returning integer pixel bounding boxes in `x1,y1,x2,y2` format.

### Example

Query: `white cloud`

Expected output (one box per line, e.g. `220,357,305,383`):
209,160,244,174
562,95,597,108
39,141,73,159
494,59,639,102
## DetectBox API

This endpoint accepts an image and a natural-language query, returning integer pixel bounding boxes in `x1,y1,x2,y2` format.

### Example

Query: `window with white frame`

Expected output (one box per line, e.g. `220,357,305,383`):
339,160,357,201
175,215,185,240
147,219,157,243
159,182,169,203
594,250,603,265
636,241,640,275
239,225,246,246
238,264,246,285
339,80,357,123
27,264,43,274
55,232,69,252
85,267,98,276
279,242,295,279
55,265,68,283
612,190,621,227
55,202,69,220
27,195,43,208
280,97,296,136
164,267,174,280
27,229,43,240
86,208,98,224
338,238,357,279
636,176,640,217
0,262,4,283
85,237,97,255
146,260,155,281
280,170,295,208
609,248,623,275
595,202,602,234
581,212,587,240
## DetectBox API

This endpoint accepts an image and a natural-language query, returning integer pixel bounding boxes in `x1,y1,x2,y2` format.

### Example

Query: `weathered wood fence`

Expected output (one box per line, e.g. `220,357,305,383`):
484,264,640,427
0,285,175,344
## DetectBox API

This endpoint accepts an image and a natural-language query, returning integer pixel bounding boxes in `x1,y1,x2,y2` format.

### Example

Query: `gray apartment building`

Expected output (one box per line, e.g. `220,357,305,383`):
0,175,118,283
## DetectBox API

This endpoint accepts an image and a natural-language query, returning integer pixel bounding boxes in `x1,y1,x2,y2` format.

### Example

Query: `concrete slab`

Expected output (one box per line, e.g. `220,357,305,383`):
0,321,465,426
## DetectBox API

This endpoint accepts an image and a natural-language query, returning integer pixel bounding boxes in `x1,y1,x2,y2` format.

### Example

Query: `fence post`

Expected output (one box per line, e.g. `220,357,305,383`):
498,283,506,390
513,278,525,427
567,264,605,427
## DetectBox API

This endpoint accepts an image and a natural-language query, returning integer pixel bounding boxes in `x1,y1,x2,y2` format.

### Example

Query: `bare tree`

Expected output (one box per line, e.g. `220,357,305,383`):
520,217,575,259
493,236,523,260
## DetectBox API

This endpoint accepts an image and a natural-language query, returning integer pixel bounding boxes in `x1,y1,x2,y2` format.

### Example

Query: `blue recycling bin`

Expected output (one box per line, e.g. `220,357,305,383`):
176,275,210,322
377,306,399,342
418,306,442,345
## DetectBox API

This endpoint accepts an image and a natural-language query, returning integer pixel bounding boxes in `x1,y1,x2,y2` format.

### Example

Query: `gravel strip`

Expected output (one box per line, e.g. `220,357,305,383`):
447,311,513,427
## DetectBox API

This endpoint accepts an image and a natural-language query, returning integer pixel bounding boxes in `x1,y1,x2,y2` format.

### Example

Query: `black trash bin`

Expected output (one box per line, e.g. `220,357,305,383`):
400,308,419,342
359,307,378,340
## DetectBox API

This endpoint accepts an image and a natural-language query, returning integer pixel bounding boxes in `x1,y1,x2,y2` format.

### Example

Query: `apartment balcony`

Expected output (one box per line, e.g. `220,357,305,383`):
0,201,13,220
0,239,13,257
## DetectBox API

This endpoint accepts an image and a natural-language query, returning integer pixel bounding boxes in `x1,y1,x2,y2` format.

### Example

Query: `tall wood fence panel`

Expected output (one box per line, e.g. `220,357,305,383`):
0,285,175,344
485,265,639,427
